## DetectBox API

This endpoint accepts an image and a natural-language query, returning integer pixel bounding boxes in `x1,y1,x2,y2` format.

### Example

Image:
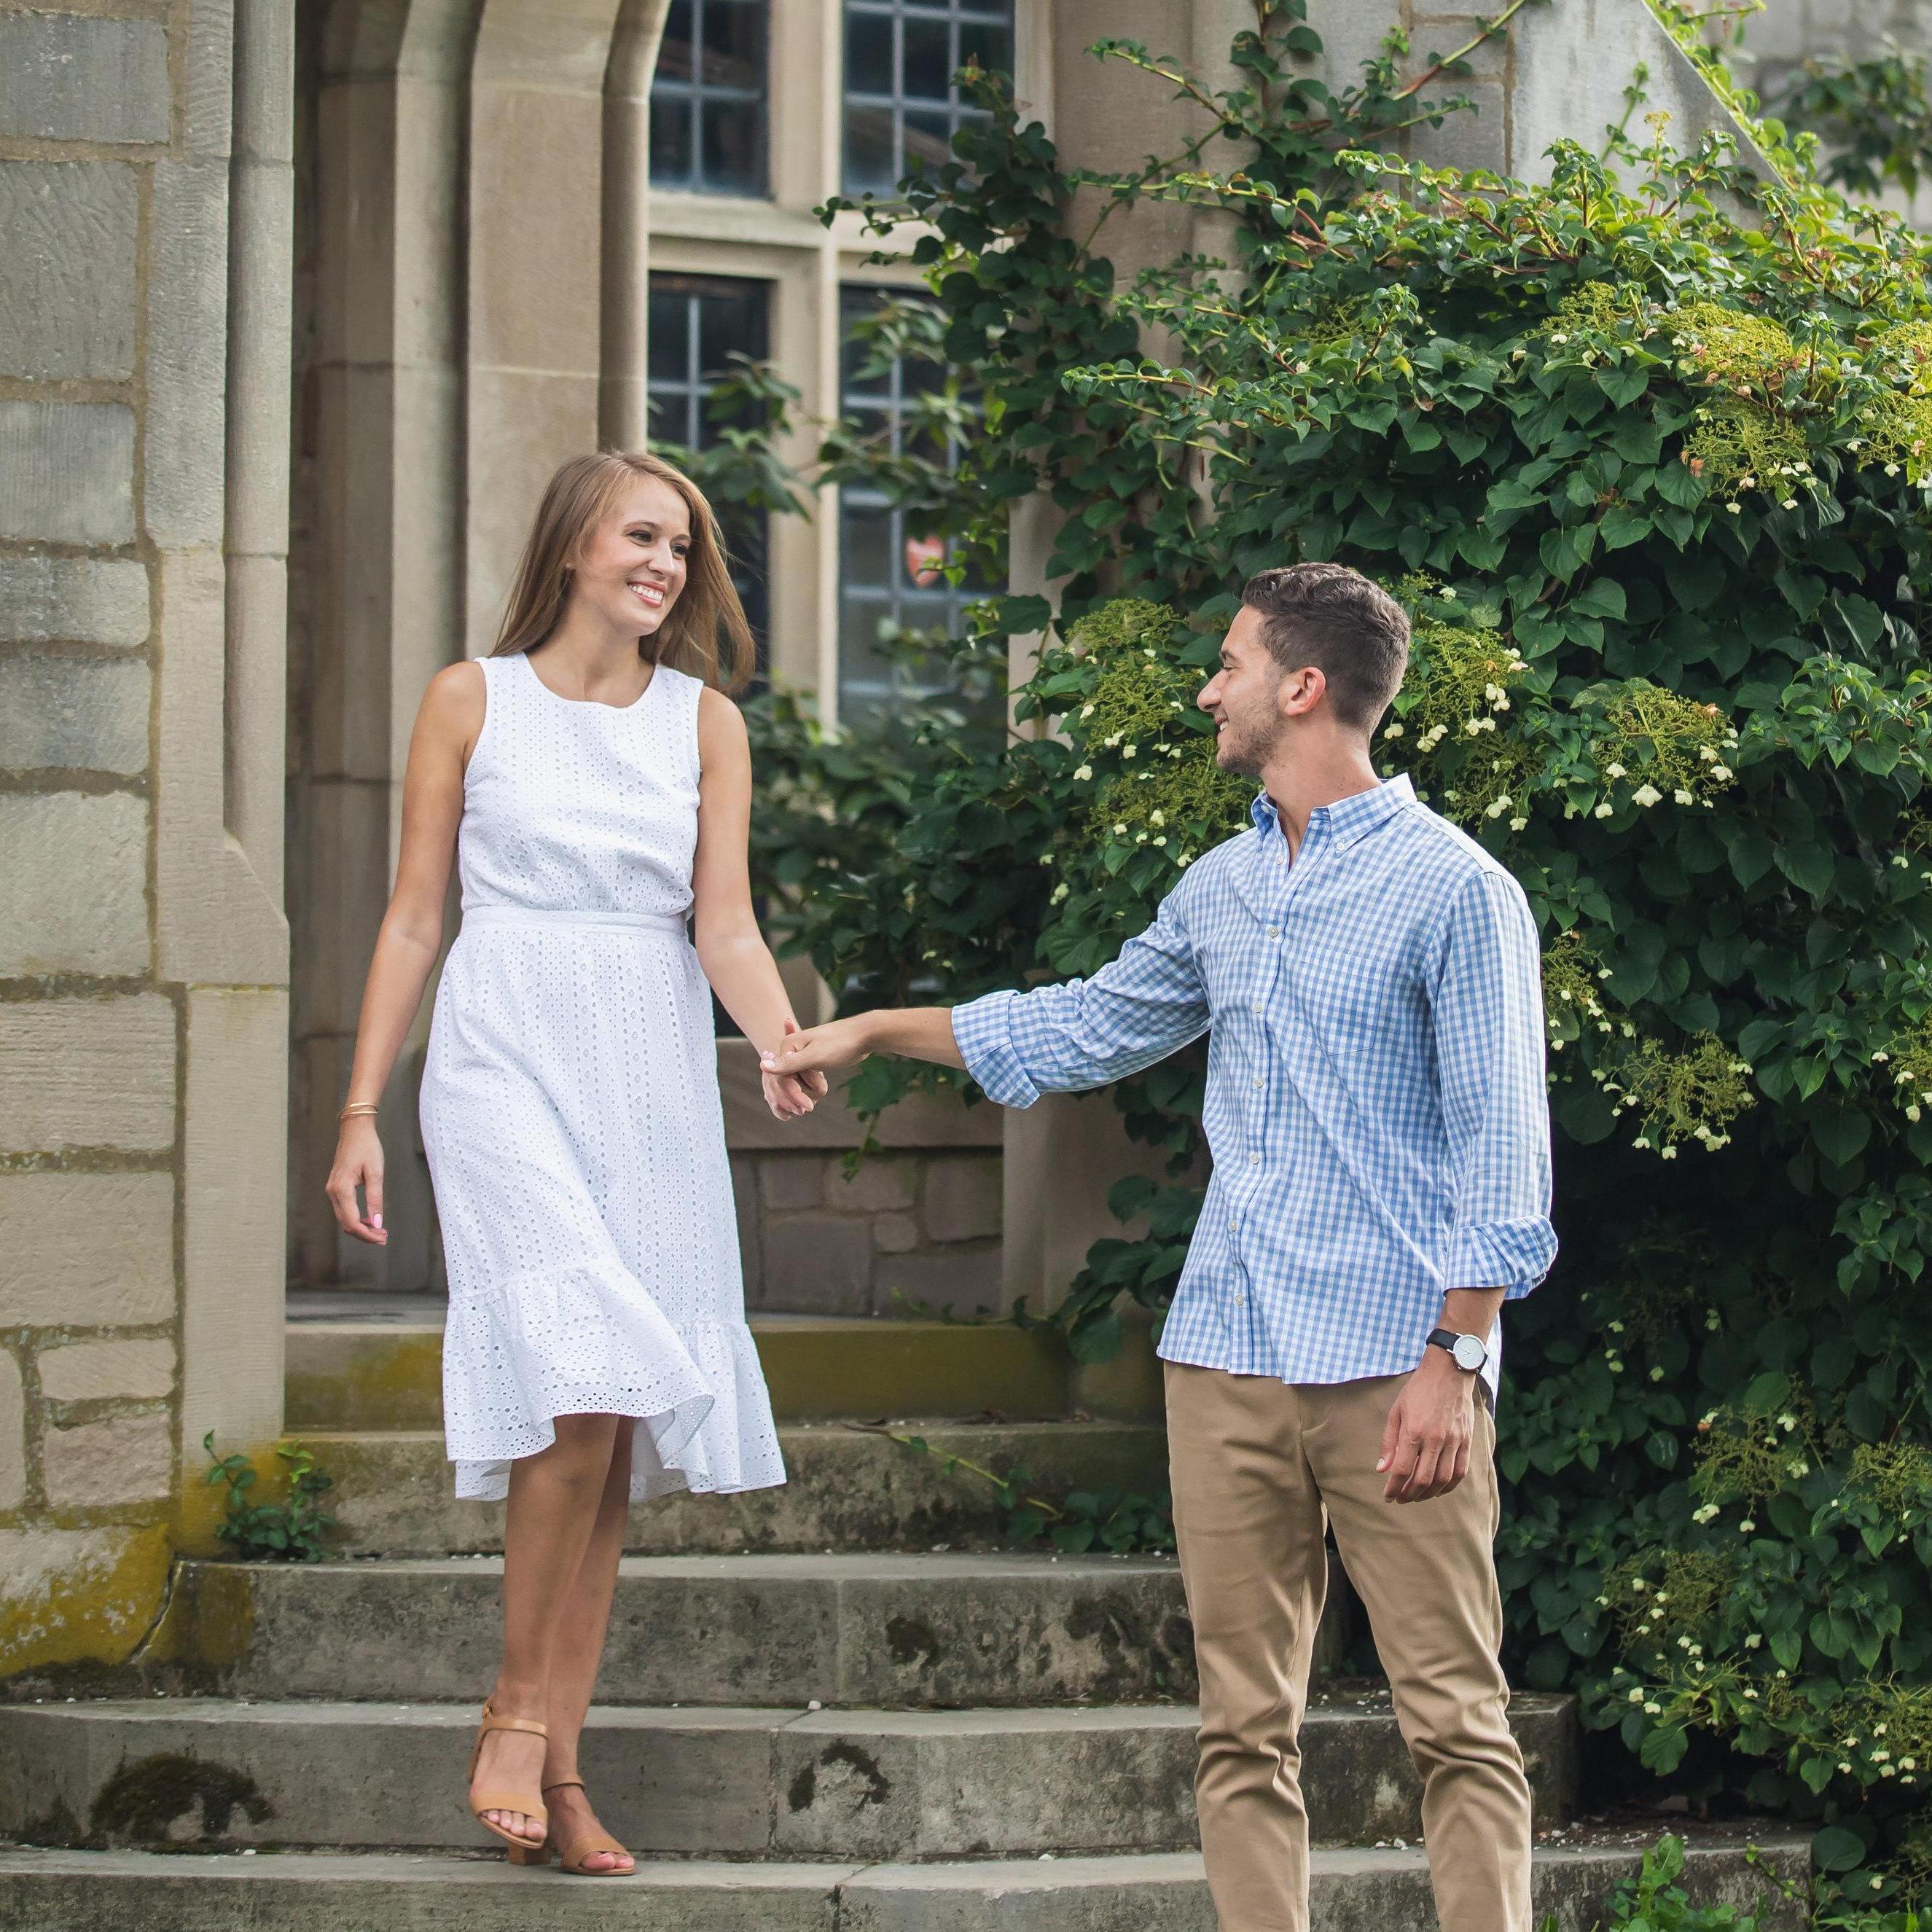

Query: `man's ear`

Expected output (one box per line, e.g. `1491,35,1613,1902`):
1277,665,1326,720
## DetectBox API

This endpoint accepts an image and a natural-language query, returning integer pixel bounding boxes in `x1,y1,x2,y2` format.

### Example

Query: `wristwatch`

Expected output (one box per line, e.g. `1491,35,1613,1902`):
1427,1327,1489,1374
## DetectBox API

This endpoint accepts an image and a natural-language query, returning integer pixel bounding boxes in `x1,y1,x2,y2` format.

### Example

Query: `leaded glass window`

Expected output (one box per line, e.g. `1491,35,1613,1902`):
842,0,1012,199
651,0,769,197
836,287,981,716
647,273,772,662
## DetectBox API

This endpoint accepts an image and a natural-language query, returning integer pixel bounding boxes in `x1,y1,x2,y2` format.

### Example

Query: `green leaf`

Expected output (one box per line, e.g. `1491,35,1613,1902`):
1665,550,1726,611
1654,458,1708,508
1568,579,1627,621
1775,840,1834,899
1597,504,1651,550
1605,413,1662,460
1810,1104,1872,1168
1812,1824,1868,1873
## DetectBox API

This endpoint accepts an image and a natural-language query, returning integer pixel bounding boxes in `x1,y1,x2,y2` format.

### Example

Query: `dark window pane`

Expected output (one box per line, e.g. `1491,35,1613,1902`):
652,0,769,196
659,0,696,76
697,290,763,383
701,99,764,197
647,292,689,388
902,106,952,176
843,109,900,197
902,16,951,98
648,273,773,665
649,95,695,188
958,20,1006,74
837,281,990,719
845,11,893,95
843,508,896,590
703,0,764,85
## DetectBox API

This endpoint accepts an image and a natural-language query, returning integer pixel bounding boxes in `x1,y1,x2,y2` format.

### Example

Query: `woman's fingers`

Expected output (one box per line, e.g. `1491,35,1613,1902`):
326,1154,387,1244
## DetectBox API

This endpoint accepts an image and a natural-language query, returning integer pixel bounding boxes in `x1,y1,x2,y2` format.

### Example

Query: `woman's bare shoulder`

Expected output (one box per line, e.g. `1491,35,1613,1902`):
420,657,487,728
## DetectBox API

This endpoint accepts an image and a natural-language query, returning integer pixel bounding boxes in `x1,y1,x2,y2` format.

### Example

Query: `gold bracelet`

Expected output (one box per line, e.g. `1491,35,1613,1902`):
338,1101,380,1121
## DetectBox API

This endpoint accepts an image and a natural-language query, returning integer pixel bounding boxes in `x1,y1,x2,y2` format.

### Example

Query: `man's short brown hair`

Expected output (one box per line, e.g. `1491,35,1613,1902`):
1241,563,1410,732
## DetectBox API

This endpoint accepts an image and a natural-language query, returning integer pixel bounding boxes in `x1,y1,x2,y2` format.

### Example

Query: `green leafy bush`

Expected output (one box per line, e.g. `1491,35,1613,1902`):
738,7,1932,1907
1557,1833,1792,1931
203,1434,336,1563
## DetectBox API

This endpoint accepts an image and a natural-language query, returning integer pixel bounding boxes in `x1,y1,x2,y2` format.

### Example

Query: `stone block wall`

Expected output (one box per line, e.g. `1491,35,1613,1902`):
0,1,292,1683
718,1041,1009,1318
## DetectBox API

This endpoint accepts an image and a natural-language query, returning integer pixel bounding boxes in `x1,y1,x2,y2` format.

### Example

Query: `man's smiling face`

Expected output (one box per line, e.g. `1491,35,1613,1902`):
1197,604,1288,778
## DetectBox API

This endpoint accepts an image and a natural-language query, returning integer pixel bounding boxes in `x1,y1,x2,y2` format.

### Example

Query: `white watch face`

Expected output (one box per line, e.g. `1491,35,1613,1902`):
1451,1334,1487,1372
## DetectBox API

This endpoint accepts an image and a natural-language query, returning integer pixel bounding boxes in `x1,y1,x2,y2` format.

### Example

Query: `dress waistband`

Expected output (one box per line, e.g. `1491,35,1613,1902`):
461,906,689,936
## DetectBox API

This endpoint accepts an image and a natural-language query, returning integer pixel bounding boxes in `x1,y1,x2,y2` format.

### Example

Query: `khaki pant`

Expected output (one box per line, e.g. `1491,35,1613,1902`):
1166,1361,1532,1932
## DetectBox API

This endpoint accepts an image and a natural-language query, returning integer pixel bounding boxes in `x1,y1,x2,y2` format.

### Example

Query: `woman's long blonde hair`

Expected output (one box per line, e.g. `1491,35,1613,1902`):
490,450,755,691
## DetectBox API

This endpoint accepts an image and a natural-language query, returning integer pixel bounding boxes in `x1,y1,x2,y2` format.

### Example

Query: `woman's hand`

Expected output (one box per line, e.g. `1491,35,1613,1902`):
762,1014,876,1079
761,1017,829,1120
326,1119,388,1245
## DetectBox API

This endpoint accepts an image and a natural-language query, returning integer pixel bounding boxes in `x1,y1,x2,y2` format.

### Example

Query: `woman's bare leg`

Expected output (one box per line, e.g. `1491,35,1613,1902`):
541,1418,638,1873
472,1412,622,1845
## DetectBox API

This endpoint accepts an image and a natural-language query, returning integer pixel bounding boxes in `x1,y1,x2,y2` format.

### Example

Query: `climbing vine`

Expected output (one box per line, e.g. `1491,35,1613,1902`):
728,5,1932,1913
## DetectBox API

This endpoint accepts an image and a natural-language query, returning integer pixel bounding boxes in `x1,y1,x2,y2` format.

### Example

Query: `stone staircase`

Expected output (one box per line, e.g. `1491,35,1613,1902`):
0,1297,1807,1928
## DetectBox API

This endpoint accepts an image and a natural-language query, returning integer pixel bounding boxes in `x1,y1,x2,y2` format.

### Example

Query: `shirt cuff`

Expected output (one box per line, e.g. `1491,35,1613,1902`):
950,990,1041,1109
1446,1217,1557,1301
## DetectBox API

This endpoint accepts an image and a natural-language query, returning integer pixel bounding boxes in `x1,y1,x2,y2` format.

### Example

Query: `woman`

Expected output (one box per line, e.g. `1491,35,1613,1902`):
325,450,825,1876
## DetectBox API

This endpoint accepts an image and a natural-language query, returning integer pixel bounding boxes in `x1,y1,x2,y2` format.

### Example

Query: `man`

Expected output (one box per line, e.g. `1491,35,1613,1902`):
764,562,1555,1932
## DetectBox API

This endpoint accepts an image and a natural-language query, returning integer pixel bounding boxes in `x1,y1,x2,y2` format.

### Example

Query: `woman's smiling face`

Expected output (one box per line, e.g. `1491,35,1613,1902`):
571,476,692,637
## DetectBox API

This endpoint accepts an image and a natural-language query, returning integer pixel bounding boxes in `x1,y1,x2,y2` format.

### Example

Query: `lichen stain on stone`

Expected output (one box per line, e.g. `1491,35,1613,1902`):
89,1753,274,1845
787,1761,818,1812
0,1524,172,1680
885,1614,939,1669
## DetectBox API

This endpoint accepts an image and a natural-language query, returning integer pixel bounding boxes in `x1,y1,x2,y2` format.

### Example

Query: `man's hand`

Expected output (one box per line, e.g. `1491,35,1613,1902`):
759,1017,831,1119
1375,1350,1478,1503
762,1014,877,1079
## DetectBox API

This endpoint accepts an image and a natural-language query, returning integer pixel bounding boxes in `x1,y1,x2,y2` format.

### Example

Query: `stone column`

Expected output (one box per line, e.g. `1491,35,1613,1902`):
287,0,476,1294
600,0,671,450
0,0,292,1679
998,1,1240,1317
464,0,626,654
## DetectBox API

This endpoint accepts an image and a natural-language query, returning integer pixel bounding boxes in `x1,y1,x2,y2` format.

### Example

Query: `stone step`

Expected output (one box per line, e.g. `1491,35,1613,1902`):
0,1835,1810,1931
165,1553,1200,1707
284,1298,1163,1431
309,1422,1170,1558
0,1692,1579,1858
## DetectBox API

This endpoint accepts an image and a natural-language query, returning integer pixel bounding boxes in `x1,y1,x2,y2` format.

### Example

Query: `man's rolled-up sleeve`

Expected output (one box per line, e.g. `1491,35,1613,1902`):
950,889,1211,1111
1432,869,1558,1298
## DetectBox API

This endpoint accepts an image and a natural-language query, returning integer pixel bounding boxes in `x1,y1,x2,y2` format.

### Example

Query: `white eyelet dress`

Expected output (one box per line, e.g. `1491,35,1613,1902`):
421,649,786,1504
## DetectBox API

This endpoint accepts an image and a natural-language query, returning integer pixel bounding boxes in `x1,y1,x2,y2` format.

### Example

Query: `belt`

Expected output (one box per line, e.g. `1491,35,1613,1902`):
460,907,689,936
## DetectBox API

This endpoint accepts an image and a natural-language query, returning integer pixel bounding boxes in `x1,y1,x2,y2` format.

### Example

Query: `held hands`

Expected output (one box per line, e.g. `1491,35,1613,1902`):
761,1016,831,1121
759,1015,875,1081
1375,1349,1478,1504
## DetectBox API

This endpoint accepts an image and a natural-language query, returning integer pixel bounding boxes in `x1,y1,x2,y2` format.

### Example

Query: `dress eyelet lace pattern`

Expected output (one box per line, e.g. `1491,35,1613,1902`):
420,649,786,1503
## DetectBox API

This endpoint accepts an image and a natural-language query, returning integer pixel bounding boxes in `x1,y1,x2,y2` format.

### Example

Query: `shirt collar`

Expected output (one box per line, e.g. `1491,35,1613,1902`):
1251,774,1414,853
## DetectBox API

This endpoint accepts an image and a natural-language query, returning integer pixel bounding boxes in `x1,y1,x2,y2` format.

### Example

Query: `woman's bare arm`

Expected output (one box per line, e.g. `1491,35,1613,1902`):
690,687,826,1119
324,660,482,1245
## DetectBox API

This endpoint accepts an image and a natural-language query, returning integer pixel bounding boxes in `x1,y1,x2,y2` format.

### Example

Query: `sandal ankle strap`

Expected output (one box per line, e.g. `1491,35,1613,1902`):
479,1704,550,1740
541,1777,586,1795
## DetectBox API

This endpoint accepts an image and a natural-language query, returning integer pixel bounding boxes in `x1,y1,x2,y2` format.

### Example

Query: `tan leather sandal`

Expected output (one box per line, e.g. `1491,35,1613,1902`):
467,1702,550,1855
541,1777,635,1876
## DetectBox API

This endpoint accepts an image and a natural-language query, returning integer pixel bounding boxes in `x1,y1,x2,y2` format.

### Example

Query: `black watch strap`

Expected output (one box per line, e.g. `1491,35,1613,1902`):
1427,1327,1489,1372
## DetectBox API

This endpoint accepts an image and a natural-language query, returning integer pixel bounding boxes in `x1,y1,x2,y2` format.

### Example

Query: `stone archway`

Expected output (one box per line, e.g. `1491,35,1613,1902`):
286,0,671,1293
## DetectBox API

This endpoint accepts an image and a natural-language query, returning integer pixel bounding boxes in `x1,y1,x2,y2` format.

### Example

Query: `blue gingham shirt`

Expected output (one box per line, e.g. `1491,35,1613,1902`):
952,777,1555,1391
